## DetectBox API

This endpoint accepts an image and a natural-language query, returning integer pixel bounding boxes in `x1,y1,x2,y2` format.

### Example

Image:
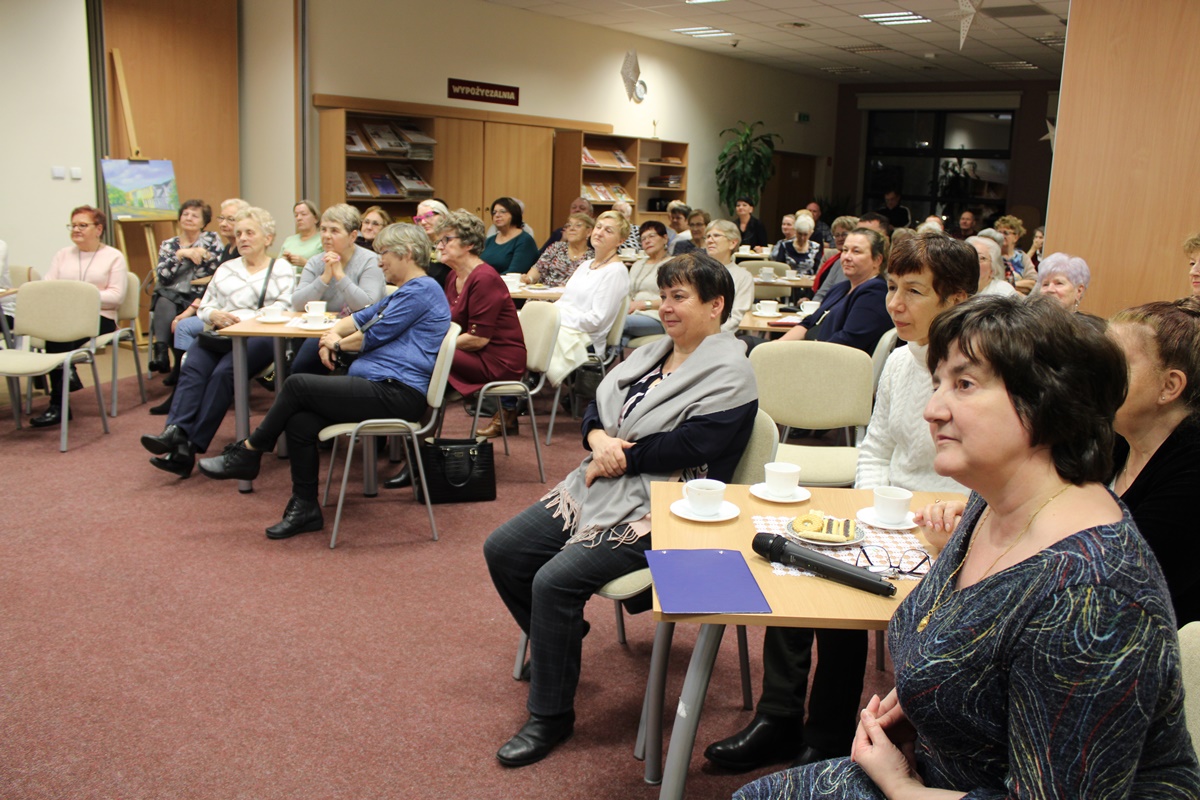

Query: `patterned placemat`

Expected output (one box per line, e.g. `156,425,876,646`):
751,515,930,581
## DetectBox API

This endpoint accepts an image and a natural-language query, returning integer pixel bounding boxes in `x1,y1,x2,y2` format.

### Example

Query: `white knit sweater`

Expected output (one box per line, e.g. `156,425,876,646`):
855,342,970,494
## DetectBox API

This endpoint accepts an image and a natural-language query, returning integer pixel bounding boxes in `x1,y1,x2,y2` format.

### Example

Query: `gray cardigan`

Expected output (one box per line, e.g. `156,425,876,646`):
293,245,385,315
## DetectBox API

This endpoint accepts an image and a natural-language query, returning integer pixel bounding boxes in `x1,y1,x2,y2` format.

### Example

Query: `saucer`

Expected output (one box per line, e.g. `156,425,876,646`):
856,507,917,530
298,320,336,331
670,499,740,523
257,315,288,324
785,517,865,547
753,310,782,318
749,483,812,504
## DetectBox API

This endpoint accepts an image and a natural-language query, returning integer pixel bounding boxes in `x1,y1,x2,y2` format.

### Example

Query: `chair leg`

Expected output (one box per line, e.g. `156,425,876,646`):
547,383,564,445
7,377,22,428
110,341,120,416
409,435,439,542
514,630,530,681
58,363,71,453
613,598,627,645
131,333,148,403
321,438,340,507
89,357,109,435
328,433,358,549
526,394,546,483
736,624,753,710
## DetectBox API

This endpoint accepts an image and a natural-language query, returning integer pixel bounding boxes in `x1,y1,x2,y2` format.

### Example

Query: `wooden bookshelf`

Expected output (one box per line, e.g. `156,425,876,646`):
552,131,687,227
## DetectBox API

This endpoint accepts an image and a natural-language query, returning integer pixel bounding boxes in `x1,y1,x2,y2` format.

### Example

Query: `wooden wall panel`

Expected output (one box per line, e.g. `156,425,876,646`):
482,123,554,242
430,118,485,217
103,0,240,329
1047,0,1200,316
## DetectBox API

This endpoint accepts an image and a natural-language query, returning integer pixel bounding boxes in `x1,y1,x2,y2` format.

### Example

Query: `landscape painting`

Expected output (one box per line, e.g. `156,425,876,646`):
102,159,180,221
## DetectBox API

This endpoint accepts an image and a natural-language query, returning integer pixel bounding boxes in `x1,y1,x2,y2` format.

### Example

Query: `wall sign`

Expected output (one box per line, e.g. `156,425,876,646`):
448,79,519,107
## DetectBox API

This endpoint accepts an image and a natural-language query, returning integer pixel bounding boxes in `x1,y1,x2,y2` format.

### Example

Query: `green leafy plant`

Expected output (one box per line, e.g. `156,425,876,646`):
715,121,780,215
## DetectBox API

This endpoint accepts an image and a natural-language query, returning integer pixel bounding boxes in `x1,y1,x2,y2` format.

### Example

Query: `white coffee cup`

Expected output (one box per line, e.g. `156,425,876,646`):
739,245,752,254
305,301,327,315
619,248,635,258
755,300,779,316
683,478,726,517
800,300,820,315
784,269,798,279
873,486,914,525
303,312,324,326
259,306,283,322
759,267,775,279
764,462,801,499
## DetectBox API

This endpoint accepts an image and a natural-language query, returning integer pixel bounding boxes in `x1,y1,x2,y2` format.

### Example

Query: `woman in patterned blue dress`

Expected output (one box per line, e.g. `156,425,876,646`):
736,295,1199,799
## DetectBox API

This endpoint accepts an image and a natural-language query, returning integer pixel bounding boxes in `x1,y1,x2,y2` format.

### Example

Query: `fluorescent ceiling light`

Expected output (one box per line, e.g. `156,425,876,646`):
673,26,732,37
694,31,733,37
684,0,728,4
860,11,931,25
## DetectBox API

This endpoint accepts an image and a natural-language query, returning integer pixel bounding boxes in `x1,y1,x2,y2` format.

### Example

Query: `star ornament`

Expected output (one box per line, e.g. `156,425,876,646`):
1040,119,1056,153
945,0,989,50
620,50,647,103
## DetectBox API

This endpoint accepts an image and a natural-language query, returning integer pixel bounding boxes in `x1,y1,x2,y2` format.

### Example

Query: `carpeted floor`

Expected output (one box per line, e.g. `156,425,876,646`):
0,353,892,800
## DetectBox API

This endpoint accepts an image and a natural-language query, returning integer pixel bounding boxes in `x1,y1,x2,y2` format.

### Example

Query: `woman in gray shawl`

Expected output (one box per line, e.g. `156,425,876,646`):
484,251,759,767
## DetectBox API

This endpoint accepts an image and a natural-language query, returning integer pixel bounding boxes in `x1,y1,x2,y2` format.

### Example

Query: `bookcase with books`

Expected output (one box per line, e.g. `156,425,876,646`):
319,109,439,217
552,131,687,227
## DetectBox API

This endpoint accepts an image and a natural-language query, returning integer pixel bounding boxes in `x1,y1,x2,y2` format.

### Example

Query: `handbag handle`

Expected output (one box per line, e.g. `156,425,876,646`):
439,444,479,488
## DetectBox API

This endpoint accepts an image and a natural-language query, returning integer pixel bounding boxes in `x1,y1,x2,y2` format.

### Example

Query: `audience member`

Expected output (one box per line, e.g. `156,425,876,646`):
524,213,593,288
537,196,592,255
778,227,891,352
31,205,128,428
215,198,250,265
1034,252,1091,312
922,215,945,231
290,204,386,376
486,197,535,240
733,197,770,251
1028,224,1045,271
806,201,834,249
482,197,538,274
611,201,640,252
623,220,672,341
279,200,322,268
994,214,1027,278
666,200,694,254
967,235,1018,297
149,199,222,376
545,210,631,386
890,227,915,249
195,222,450,540
813,212,887,305
1185,233,1200,297
139,207,294,477
413,199,452,287
484,251,758,768
703,219,754,333
738,295,1200,799
687,208,712,244
811,215,859,304
771,211,822,275
955,208,979,239
354,206,391,249
877,189,912,230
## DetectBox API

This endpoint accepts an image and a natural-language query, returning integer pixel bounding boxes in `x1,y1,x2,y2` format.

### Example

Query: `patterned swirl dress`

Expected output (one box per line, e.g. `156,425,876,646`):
735,493,1200,800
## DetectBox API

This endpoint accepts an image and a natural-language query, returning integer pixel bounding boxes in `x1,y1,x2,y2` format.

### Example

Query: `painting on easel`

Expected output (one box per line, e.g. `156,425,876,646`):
101,159,180,221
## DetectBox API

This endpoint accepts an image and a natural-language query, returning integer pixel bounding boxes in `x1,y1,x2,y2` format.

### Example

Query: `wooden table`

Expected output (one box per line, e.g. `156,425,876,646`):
753,275,813,289
645,481,958,799
738,311,807,337
509,287,563,302
220,311,332,492
733,250,772,262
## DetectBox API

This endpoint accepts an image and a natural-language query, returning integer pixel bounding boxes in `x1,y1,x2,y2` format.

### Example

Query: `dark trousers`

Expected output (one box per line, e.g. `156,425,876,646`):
247,373,424,502
44,316,117,402
290,337,332,377
757,626,868,754
483,501,651,716
167,336,274,451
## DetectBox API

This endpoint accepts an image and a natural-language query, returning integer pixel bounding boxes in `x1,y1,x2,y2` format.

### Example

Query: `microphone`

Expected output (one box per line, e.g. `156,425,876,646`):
752,532,897,598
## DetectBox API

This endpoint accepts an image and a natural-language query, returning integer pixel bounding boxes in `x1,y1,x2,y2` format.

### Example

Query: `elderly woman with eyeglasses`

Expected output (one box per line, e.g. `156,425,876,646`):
412,199,452,287
1033,252,1091,313
966,235,1018,297
522,212,593,288
703,219,755,332
993,214,1027,279
148,199,223,375
355,206,392,250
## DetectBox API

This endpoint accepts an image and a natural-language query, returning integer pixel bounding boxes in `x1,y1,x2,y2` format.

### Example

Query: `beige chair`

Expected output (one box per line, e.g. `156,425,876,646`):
8,265,39,287
470,300,560,483
92,271,147,416
627,333,666,349
870,327,900,396
317,323,460,548
0,280,110,451
750,340,874,487
1180,621,1200,760
546,312,626,446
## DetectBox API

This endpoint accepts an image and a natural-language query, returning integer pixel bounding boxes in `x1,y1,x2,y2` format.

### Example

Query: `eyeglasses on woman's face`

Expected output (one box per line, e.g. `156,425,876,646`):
435,235,459,248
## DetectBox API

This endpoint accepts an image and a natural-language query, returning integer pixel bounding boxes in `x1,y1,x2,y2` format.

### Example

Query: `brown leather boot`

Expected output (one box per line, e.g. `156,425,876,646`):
476,407,519,438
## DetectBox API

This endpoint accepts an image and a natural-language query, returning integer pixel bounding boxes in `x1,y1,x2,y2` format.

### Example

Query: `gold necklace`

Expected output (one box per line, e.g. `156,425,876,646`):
916,484,1070,632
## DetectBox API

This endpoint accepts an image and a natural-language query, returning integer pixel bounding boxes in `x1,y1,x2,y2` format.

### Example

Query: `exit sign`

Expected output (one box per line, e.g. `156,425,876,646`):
795,112,811,123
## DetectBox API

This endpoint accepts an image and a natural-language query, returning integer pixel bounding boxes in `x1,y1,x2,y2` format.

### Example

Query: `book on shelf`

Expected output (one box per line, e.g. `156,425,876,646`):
589,182,614,202
581,146,599,166
648,156,683,165
369,172,401,197
609,184,631,202
580,183,599,202
395,122,437,145
648,174,683,188
362,121,409,154
345,171,374,198
345,125,372,154
612,149,635,169
388,162,435,197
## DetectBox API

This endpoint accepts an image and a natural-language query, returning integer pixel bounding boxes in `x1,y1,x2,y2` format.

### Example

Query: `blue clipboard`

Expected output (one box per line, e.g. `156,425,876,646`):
646,549,772,614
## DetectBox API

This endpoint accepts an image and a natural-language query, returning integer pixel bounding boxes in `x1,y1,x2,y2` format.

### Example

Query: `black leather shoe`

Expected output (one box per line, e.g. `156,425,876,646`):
199,441,264,481
382,464,411,489
148,343,170,373
789,744,842,769
703,713,804,772
148,393,173,415
265,496,324,539
496,711,575,767
30,405,72,428
149,443,196,479
141,424,188,455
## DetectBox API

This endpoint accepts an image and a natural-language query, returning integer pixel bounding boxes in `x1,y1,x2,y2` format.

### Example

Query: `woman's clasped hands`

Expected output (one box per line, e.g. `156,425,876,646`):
584,429,635,486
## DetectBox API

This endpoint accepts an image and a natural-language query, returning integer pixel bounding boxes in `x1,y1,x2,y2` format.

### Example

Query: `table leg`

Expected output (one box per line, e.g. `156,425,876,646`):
0,312,13,349
639,620,675,784
657,623,725,800
232,337,252,493
273,338,288,458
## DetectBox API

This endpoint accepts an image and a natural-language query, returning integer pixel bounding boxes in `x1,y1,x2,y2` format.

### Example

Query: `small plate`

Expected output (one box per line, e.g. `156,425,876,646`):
786,517,865,547
257,315,289,324
670,499,740,523
749,483,812,504
298,320,336,331
752,310,783,318
855,507,918,530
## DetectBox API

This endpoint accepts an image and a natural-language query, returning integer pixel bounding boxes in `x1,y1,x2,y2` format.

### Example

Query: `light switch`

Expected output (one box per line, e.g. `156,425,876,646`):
51,166,66,180
70,167,83,180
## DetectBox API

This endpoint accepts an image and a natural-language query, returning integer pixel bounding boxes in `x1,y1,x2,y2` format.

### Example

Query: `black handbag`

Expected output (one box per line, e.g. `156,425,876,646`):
414,438,496,504
198,265,275,354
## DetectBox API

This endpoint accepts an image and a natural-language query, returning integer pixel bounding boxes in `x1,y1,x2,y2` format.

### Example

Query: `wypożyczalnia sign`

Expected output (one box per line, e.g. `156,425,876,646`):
448,79,519,106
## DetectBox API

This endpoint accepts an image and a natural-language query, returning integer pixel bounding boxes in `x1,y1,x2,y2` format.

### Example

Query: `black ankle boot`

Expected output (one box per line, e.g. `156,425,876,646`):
198,440,264,481
149,343,170,374
496,711,575,767
383,464,411,489
162,349,184,387
149,391,174,415
265,496,324,539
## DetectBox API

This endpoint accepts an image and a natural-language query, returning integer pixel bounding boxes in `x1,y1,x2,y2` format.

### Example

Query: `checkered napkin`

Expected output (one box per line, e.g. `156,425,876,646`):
751,515,929,581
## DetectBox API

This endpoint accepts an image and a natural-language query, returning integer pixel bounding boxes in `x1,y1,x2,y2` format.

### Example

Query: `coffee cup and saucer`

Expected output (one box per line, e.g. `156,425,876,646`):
750,462,811,503
856,486,917,529
670,479,740,522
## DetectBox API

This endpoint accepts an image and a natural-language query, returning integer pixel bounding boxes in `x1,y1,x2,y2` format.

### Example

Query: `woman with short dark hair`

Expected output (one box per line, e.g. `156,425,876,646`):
623,219,671,340
149,198,223,375
737,295,1200,799
734,196,770,250
482,196,538,274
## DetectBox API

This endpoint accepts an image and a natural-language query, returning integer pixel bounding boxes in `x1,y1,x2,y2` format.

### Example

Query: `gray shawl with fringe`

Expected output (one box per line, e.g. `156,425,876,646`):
543,331,757,547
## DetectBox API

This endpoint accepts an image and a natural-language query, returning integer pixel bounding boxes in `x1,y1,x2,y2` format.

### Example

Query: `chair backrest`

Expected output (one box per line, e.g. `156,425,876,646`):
13,280,101,342
116,271,141,323
606,309,626,349
823,247,838,263
519,300,560,373
9,265,39,287
1180,621,1200,761
731,408,780,485
425,322,461,408
871,328,900,394
750,340,874,430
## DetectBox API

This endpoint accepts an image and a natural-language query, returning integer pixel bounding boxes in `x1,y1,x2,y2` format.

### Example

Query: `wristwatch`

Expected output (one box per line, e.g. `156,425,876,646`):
333,341,342,354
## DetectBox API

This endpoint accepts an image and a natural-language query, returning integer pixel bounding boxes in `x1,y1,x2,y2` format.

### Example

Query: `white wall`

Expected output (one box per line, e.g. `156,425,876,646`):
298,0,837,219
0,0,98,270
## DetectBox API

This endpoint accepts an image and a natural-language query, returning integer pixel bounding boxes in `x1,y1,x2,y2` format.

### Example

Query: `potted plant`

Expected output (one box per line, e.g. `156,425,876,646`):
715,120,780,215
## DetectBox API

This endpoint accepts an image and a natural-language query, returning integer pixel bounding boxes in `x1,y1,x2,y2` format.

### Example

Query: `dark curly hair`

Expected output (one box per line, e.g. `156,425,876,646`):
926,294,1128,484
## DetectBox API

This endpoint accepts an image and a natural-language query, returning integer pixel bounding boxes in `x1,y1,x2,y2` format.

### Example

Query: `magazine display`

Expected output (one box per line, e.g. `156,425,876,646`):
345,171,373,198
388,162,435,198
362,121,409,154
